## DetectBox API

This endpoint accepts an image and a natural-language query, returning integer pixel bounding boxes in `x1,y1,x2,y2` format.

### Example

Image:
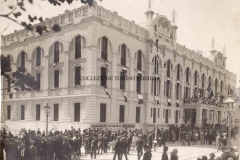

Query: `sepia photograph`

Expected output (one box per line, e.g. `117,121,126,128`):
1,0,240,159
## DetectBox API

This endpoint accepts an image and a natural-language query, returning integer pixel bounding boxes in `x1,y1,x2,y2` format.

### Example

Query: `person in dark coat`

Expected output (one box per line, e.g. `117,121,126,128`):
90,136,98,159
120,137,128,160
180,130,186,146
53,135,62,160
61,138,72,160
170,149,178,160
162,146,169,160
160,131,166,147
8,138,18,160
28,140,37,160
46,138,54,160
147,132,153,152
143,145,152,160
18,144,29,160
113,136,122,160
127,134,132,155
136,134,143,160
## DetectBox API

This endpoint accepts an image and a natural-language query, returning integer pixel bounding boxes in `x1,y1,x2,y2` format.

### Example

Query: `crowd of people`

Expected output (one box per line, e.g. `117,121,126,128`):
0,123,239,160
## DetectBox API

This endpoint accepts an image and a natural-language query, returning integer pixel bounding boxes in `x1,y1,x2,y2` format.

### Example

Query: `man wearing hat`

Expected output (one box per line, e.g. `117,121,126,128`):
113,136,122,160
136,134,143,160
143,145,152,160
28,140,37,160
120,137,128,160
18,144,29,160
90,136,98,159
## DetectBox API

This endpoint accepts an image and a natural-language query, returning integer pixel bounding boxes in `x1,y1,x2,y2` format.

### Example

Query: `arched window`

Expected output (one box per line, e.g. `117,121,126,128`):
228,85,231,95
121,44,126,66
201,74,205,88
215,79,218,94
151,77,161,96
176,64,181,81
153,56,160,74
20,51,26,67
185,67,190,83
75,36,81,59
54,42,59,63
101,37,108,60
36,47,41,67
137,50,142,70
194,71,198,86
167,60,172,78
220,81,223,93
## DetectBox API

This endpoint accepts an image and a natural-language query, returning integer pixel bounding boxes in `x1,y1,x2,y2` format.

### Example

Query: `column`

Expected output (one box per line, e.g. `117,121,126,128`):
1,105,5,123
127,101,135,123
11,102,19,121
26,101,34,121
61,98,71,122
195,107,202,127
109,99,118,123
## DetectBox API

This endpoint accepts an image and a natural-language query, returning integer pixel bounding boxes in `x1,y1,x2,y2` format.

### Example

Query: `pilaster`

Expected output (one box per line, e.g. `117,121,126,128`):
1,105,5,123
83,96,97,123
196,107,202,127
109,98,118,122
61,98,71,122
26,101,34,121
11,102,19,121
127,101,135,123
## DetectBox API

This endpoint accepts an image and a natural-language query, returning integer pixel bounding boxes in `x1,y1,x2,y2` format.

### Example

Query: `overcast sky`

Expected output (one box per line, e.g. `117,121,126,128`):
0,0,239,86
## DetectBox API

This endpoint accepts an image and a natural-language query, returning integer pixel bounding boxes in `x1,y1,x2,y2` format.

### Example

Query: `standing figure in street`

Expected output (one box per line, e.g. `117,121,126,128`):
131,133,138,150
180,130,186,146
200,130,204,145
170,149,178,160
120,137,128,160
161,146,169,160
127,134,132,155
136,134,143,160
113,136,121,160
28,140,37,160
147,132,153,152
187,130,192,146
142,145,152,160
90,136,97,159
222,133,228,147
216,133,222,152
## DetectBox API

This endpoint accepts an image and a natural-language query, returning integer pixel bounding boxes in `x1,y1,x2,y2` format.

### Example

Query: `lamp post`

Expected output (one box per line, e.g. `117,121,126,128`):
43,103,51,136
223,96,236,149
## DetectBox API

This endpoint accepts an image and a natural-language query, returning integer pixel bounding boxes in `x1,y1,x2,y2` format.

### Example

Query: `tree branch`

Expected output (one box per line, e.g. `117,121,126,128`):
0,24,10,35
0,7,17,17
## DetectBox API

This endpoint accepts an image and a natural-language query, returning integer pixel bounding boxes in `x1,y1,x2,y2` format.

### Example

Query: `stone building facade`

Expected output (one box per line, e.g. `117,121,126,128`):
1,1,237,131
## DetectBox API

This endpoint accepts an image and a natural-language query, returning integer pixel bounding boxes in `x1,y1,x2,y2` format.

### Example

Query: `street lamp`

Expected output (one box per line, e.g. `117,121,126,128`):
43,103,51,136
223,96,236,149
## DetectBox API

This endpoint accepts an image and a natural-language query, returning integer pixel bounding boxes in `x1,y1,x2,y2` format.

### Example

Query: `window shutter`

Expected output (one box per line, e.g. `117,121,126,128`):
164,81,166,96
169,109,171,118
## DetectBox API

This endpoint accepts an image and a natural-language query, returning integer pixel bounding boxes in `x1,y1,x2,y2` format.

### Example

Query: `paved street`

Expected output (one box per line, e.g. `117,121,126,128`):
80,137,240,160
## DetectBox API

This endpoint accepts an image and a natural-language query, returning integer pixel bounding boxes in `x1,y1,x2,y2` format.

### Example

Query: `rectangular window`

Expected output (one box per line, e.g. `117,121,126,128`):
136,73,141,93
163,109,165,118
164,81,166,96
21,52,25,67
21,105,25,120
36,104,40,121
177,66,180,80
100,103,106,122
53,104,59,121
151,108,152,117
75,36,81,59
120,71,126,90
166,80,170,98
7,105,11,120
37,73,41,90
165,109,168,123
36,47,41,67
101,67,107,87
153,108,156,123
75,66,81,86
54,70,59,88
101,37,108,60
175,110,179,123
136,107,140,123
158,108,160,118
7,79,11,92
54,42,59,63
121,45,126,66
74,103,80,122
176,83,179,99
137,51,142,70
119,105,125,122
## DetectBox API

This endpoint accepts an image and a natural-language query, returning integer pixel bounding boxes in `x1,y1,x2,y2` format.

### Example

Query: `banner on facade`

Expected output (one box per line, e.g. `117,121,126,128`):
122,124,135,128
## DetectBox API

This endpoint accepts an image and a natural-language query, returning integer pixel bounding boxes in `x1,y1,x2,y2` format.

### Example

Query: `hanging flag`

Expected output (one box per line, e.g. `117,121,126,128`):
105,60,109,67
155,96,159,104
167,98,171,106
138,94,144,104
176,99,179,107
104,88,111,98
123,92,127,102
